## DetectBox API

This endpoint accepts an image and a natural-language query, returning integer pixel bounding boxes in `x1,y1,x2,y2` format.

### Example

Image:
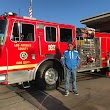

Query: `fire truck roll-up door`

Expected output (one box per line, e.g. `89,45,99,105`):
7,19,37,84
76,37,102,72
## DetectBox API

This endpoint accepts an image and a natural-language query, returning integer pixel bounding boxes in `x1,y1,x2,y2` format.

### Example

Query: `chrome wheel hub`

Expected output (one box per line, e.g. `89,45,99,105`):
45,68,58,85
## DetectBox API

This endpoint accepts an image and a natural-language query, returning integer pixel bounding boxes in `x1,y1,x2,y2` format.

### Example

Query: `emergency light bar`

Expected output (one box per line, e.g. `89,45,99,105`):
2,12,17,17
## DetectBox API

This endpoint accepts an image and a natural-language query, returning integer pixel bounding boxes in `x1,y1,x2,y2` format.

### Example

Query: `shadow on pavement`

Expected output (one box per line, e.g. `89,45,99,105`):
76,72,104,82
8,72,107,110
25,86,70,110
24,72,105,110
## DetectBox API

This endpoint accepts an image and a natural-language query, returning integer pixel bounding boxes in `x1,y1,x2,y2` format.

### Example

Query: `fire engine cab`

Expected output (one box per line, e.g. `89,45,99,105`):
0,12,76,90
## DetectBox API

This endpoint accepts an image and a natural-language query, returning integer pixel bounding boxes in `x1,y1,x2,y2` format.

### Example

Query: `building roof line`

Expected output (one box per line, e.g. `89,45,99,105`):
80,12,110,24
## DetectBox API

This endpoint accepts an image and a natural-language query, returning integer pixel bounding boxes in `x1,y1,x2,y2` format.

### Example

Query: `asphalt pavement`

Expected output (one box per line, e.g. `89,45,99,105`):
0,85,39,110
0,73,110,110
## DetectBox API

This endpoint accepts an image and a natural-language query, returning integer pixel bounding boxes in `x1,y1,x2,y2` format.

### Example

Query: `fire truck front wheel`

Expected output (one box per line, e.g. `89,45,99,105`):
36,61,61,90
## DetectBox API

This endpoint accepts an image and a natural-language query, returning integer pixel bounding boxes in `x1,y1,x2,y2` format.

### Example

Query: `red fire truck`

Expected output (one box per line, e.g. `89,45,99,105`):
0,12,110,90
0,12,76,90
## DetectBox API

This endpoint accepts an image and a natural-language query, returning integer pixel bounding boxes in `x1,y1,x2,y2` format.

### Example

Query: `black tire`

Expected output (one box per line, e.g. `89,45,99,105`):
36,61,61,90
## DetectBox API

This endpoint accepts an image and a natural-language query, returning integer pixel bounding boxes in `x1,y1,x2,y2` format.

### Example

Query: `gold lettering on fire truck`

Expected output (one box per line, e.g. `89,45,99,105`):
16,61,22,64
48,44,56,51
16,61,30,65
14,44,32,50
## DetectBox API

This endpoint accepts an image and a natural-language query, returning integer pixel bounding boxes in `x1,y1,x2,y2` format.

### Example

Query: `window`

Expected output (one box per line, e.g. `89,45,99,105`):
60,28,72,42
46,27,56,42
11,22,34,41
0,20,7,35
0,20,7,45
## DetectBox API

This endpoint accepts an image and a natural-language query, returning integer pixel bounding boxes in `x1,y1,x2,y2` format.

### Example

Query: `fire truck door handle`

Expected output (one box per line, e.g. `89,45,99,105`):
38,36,41,55
31,54,36,60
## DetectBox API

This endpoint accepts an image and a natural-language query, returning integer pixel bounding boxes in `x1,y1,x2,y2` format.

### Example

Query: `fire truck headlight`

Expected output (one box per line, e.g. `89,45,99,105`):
31,54,36,60
0,75,6,81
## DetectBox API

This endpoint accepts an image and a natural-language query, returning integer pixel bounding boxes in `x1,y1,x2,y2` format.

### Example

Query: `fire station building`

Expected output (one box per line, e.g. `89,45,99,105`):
80,12,110,33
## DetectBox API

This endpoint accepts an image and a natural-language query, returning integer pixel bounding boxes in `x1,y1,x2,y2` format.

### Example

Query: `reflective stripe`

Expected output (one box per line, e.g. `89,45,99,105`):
0,64,37,71
69,51,71,59
69,51,74,59
72,51,74,59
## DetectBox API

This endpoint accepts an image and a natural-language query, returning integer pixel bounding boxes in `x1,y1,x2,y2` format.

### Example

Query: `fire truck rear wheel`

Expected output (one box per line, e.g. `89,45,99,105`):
36,61,61,90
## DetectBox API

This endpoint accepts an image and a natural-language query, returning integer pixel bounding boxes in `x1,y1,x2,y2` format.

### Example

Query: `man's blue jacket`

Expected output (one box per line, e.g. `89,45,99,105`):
61,49,80,70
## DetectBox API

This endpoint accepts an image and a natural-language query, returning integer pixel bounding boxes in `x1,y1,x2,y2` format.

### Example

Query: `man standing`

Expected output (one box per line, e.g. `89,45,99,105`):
61,42,80,96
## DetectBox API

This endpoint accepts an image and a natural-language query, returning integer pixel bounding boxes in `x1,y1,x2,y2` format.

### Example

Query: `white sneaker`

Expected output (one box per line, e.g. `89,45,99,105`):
64,92,69,96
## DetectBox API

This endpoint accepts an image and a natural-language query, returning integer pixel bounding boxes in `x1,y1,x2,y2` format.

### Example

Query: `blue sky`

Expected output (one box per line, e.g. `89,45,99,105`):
0,0,110,27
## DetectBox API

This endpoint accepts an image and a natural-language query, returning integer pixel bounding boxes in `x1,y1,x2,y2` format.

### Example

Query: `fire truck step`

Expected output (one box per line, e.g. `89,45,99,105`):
22,81,30,88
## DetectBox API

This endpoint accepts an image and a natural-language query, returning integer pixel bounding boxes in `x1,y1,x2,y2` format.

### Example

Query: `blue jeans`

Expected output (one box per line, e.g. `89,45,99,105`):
65,68,77,92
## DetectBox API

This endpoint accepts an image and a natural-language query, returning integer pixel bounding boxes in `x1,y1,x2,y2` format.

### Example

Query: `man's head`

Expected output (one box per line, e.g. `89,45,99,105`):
68,42,73,51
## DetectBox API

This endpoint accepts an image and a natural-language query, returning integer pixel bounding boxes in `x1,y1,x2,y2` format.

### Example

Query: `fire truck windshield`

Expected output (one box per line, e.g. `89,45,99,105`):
0,19,7,45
